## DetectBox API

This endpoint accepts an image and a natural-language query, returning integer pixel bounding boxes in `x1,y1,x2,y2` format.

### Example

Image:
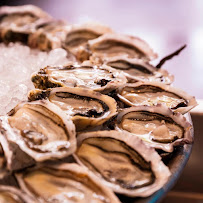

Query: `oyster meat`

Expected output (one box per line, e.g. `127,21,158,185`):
31,62,127,93
75,130,171,197
115,105,193,152
118,81,197,114
88,33,157,61
105,55,174,84
0,5,52,43
63,23,112,61
16,163,121,203
28,87,117,130
0,100,76,162
0,185,35,203
28,20,68,51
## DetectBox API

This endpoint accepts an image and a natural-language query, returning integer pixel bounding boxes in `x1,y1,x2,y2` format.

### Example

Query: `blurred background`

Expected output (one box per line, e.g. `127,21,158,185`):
0,0,203,202
1,0,203,99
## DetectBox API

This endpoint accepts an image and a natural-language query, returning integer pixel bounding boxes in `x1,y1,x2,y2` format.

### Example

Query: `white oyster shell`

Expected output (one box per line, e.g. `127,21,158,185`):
116,104,193,152
16,163,121,203
28,86,118,131
63,22,112,61
75,130,171,197
0,100,76,162
31,61,127,93
118,81,197,114
103,55,174,84
28,20,69,51
88,33,158,61
0,5,52,43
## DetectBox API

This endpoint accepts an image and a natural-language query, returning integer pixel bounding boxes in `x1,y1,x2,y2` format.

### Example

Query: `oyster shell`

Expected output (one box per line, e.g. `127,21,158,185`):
63,22,112,61
115,105,193,152
16,163,121,203
31,61,127,93
28,20,68,51
118,81,197,114
28,87,117,131
74,130,171,197
104,55,174,84
0,139,18,185
0,142,6,171
0,5,52,44
0,185,35,203
88,33,158,61
0,130,35,171
0,100,76,162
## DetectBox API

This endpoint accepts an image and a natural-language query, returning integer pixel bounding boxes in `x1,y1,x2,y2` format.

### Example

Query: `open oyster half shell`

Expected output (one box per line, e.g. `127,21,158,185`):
0,100,76,162
31,61,127,93
103,55,174,84
115,105,193,152
0,185,35,203
74,130,171,197
15,163,121,203
118,81,197,114
88,33,158,62
0,5,52,44
63,22,112,61
28,20,68,51
28,87,118,131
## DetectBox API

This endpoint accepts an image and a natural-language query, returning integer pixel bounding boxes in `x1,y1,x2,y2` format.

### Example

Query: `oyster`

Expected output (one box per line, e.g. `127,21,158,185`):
88,33,157,61
0,100,76,162
118,81,197,114
28,87,117,131
115,105,193,152
28,20,68,51
16,163,121,203
104,55,174,84
0,5,52,43
74,130,171,197
63,23,112,61
31,61,127,93
0,185,35,203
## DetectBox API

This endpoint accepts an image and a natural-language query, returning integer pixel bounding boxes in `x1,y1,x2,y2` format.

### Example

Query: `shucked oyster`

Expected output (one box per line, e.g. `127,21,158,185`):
28,87,117,131
0,185,35,203
88,33,158,62
63,22,112,61
28,20,68,51
115,105,193,152
0,5,52,43
0,100,76,162
16,163,121,203
75,130,171,197
31,61,127,93
118,81,197,114
104,55,174,84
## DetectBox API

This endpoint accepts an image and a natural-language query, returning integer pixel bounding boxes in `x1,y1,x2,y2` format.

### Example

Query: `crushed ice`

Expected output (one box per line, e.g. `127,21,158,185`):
0,43,71,115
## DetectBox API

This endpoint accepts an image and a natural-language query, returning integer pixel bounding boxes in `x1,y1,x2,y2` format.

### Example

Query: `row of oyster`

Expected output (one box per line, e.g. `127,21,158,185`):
0,4,197,203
